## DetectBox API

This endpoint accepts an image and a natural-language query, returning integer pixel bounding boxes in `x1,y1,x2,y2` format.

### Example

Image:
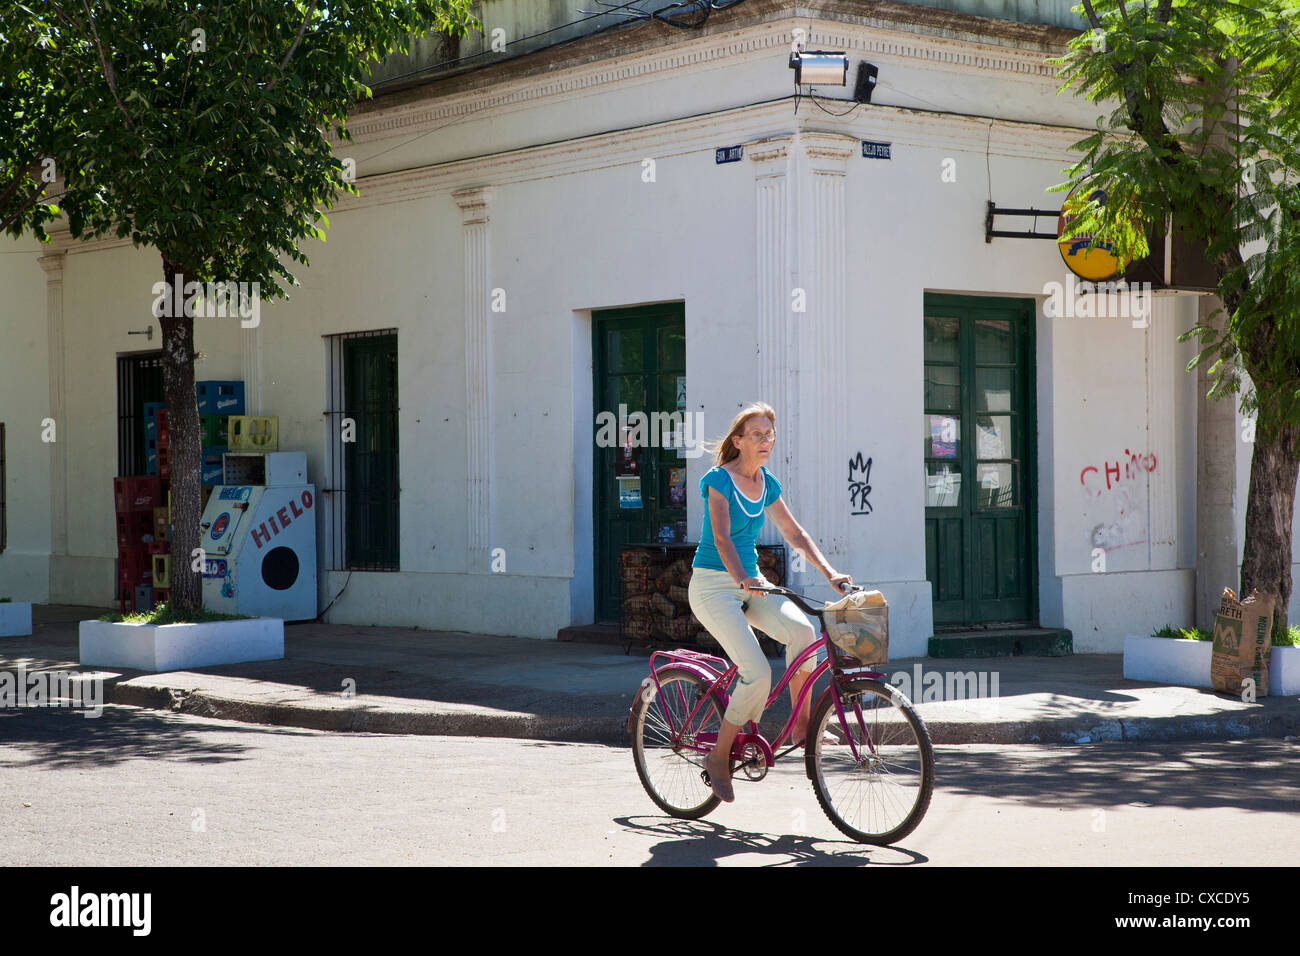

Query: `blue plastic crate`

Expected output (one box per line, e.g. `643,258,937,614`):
145,450,158,475
143,401,165,438
201,445,228,486
196,381,245,416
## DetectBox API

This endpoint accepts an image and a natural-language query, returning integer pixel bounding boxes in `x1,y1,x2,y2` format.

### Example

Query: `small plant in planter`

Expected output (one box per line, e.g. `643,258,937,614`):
1151,624,1212,641
98,603,250,626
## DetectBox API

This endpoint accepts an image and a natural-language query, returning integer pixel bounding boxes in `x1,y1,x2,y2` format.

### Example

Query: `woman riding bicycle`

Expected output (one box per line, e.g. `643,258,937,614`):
689,401,853,803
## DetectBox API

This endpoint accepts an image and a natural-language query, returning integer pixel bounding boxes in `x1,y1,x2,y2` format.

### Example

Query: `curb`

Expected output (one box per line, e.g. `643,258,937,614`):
105,680,1300,746
107,682,631,744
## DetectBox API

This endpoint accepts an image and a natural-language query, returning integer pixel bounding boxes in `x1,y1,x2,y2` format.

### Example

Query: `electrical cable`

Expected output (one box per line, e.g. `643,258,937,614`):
316,569,352,621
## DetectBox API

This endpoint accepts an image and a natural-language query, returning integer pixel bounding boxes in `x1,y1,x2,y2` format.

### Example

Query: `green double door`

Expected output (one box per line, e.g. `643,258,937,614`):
924,295,1037,626
593,305,687,622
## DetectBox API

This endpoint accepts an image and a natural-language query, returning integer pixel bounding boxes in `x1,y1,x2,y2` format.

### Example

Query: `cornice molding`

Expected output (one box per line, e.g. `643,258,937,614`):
343,19,1067,149
37,252,65,281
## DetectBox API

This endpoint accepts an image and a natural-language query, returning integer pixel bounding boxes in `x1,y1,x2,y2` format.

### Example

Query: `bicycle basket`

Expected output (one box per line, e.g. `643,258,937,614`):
823,590,889,664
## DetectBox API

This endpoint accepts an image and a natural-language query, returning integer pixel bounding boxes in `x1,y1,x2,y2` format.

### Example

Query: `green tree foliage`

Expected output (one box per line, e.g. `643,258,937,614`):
0,1,479,610
1053,0,1300,628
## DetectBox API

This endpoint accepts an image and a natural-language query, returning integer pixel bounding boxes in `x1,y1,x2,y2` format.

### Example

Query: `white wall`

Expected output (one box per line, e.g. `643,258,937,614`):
0,12,1239,652
0,236,53,602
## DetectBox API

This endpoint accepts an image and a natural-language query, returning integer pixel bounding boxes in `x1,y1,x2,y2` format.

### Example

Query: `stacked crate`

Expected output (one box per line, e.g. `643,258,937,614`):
114,476,165,612
619,548,709,647
148,501,171,605
196,380,245,485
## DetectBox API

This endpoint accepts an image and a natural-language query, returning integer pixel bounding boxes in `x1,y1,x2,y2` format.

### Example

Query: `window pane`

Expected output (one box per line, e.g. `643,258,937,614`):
924,414,960,460
976,368,1014,412
924,365,960,411
975,319,1014,364
657,326,685,371
615,374,645,411
924,316,959,364
926,462,962,508
976,463,1016,508
608,329,643,372
975,415,1012,460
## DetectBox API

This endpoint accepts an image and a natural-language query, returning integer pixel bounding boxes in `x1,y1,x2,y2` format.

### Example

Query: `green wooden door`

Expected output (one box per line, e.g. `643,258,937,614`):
343,333,399,570
924,295,1037,626
593,305,687,622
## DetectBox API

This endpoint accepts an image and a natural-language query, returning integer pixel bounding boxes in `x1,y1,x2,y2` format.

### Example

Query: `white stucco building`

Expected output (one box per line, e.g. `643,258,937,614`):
0,0,1283,655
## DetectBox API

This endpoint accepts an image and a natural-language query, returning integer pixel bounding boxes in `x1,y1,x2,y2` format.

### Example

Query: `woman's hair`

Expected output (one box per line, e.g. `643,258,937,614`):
700,401,777,467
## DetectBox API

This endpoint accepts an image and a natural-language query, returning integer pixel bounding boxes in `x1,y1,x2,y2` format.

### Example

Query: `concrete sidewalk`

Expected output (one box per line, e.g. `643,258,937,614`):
3,605,1299,745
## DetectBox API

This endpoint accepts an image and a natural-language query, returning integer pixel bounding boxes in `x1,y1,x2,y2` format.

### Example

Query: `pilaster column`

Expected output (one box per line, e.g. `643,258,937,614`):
241,323,262,415
790,131,855,577
454,186,494,572
39,252,68,557
1145,295,1178,569
750,135,794,549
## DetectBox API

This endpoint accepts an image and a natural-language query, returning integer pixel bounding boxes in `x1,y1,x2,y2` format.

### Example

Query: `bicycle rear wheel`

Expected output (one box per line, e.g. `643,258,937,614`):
631,666,734,819
806,678,934,844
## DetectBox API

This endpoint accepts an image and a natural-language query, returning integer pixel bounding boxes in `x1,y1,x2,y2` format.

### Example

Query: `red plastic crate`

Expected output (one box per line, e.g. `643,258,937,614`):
114,476,164,513
117,550,153,586
157,446,171,478
115,512,154,551
155,409,170,444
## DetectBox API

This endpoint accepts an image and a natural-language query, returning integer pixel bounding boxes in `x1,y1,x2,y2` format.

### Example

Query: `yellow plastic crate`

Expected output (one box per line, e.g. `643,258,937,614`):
152,554,171,590
228,415,279,452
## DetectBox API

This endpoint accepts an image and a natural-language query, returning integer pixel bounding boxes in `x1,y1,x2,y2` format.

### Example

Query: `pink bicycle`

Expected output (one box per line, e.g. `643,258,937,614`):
627,583,934,844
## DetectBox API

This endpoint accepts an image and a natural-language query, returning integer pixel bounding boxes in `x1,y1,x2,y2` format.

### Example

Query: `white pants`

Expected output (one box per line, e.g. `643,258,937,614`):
687,567,818,726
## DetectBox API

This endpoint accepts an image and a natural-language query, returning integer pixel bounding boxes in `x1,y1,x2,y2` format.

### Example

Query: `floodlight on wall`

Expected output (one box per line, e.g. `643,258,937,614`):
853,62,879,103
788,50,848,86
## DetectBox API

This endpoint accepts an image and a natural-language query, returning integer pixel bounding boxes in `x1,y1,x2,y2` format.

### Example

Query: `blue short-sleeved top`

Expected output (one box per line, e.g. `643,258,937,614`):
692,464,782,578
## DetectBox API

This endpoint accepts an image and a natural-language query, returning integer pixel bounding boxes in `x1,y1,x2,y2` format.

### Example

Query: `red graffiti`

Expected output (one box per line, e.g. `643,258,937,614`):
1080,449,1157,496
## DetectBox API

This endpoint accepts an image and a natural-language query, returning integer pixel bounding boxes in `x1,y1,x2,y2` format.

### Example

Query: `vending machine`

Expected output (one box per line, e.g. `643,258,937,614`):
200,451,318,621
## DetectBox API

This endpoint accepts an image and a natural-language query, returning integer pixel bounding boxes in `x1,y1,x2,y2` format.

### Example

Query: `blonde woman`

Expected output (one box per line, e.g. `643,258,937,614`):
688,401,853,803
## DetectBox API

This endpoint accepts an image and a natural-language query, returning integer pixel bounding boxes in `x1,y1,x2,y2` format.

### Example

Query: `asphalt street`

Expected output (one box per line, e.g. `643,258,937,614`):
2,705,1298,866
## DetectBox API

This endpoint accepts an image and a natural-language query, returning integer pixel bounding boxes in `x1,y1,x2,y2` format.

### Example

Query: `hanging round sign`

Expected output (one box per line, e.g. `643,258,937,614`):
1057,183,1129,281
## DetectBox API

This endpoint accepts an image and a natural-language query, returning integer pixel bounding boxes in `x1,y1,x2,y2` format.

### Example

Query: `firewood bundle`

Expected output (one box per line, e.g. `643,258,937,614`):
620,550,708,645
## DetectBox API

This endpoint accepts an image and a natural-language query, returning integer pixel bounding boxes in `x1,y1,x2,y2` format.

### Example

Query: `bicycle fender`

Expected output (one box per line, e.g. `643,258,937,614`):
626,662,730,735
626,677,656,734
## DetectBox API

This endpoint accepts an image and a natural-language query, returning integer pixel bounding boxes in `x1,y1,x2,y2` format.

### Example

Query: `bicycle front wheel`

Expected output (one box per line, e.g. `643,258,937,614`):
631,665,734,819
806,678,934,844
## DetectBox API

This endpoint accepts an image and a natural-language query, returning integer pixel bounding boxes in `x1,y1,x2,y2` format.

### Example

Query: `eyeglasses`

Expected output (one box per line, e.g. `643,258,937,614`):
746,430,777,443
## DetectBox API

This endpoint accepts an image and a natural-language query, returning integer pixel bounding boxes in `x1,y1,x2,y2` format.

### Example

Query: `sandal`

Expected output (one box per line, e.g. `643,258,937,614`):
702,756,735,803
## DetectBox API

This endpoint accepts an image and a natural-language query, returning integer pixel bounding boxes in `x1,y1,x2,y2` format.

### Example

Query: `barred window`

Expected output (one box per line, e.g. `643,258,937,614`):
116,353,165,476
323,330,400,571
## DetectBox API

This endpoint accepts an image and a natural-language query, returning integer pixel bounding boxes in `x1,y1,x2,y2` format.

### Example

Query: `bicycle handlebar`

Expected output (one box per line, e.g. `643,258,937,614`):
746,582,862,617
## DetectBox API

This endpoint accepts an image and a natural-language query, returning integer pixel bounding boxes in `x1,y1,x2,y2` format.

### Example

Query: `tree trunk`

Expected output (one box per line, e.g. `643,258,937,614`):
159,254,203,613
1240,421,1300,634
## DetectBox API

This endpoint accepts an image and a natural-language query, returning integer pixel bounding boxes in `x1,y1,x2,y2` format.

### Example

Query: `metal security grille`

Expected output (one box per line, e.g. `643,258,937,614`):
116,353,165,476
323,330,399,571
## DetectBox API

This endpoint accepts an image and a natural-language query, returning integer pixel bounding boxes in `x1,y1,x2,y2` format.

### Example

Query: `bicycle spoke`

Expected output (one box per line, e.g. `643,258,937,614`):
808,681,933,843
632,670,724,818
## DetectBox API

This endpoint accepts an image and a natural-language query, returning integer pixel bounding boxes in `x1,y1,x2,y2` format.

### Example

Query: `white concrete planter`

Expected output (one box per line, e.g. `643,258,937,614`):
0,602,33,637
1123,635,1213,689
1271,645,1300,696
79,617,283,672
1124,635,1300,695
